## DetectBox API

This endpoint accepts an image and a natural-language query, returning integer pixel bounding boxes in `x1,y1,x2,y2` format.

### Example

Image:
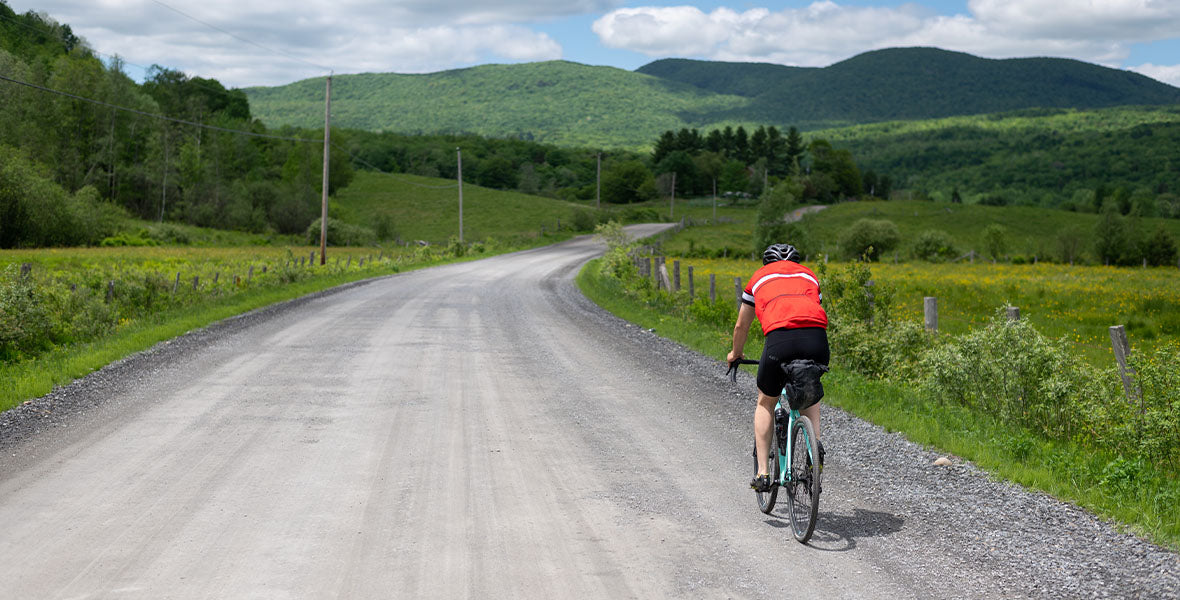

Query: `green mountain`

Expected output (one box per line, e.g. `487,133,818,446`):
244,61,747,149
245,48,1180,149
639,48,1180,129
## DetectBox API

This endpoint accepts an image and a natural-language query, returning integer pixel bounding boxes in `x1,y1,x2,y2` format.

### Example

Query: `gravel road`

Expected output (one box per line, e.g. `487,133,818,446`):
1,225,1176,599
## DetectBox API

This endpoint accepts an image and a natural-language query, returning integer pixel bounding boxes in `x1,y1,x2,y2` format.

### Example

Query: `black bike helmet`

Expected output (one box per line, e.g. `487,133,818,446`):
762,243,800,265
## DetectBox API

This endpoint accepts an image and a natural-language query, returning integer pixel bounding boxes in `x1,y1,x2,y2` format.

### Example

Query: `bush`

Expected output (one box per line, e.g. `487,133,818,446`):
982,224,1009,261
917,313,1100,441
305,218,377,247
1141,226,1178,266
912,229,959,262
838,218,900,261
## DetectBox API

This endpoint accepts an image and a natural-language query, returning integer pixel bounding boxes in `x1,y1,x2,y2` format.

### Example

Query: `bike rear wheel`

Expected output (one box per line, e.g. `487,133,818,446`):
753,430,778,514
786,415,820,543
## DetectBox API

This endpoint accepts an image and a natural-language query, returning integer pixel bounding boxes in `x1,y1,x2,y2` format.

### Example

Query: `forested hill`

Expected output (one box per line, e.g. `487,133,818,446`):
641,47,1180,128
244,61,747,150
245,47,1180,148
638,48,1180,129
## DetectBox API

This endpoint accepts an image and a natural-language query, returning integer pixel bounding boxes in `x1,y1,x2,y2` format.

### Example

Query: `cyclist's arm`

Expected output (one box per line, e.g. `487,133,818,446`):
727,303,757,364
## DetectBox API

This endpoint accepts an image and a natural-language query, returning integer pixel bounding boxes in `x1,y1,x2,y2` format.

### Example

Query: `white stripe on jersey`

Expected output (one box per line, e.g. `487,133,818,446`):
750,272,819,295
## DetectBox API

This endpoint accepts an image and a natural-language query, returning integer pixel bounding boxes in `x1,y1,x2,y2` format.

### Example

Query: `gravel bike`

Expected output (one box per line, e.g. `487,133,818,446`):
728,358,822,543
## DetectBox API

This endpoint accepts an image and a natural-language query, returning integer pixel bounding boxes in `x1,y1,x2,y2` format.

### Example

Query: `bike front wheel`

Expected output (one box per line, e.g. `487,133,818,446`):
786,415,820,543
753,431,778,514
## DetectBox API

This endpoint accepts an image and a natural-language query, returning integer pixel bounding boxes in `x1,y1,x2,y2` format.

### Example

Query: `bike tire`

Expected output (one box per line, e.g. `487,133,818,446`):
753,431,778,514
786,415,820,543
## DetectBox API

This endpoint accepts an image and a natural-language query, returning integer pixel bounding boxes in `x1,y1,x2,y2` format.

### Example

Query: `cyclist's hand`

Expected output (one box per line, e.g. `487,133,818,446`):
726,350,742,366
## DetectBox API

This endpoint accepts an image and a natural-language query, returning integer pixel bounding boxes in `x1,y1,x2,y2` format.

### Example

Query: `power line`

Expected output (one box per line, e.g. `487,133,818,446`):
149,0,333,74
333,142,459,190
0,73,318,143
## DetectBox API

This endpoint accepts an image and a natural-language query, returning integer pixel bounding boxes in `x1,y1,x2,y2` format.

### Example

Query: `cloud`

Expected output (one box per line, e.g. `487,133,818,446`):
592,1,1180,69
1129,63,1180,87
9,0,575,86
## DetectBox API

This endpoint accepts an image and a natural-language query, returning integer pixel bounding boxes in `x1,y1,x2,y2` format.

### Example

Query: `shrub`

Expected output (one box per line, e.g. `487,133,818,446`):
1141,226,1178,266
912,229,959,262
982,224,1009,261
917,313,1100,441
838,218,899,261
305,218,377,247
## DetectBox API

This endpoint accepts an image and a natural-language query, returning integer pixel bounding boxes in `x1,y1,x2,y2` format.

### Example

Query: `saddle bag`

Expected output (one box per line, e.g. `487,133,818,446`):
780,359,829,411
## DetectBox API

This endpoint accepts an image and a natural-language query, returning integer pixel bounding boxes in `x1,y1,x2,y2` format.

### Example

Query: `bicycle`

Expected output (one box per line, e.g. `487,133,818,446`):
728,358,822,543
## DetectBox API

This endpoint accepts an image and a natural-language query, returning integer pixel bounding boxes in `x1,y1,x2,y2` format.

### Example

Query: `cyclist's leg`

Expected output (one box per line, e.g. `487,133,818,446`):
801,402,820,439
753,389,778,476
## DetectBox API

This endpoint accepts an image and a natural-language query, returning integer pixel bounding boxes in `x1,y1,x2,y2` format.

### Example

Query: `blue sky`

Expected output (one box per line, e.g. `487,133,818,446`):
9,1,1180,88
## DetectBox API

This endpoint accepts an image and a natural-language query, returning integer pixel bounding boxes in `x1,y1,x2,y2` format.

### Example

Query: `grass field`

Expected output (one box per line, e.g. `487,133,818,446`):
664,256,1180,366
660,199,1180,263
331,170,590,243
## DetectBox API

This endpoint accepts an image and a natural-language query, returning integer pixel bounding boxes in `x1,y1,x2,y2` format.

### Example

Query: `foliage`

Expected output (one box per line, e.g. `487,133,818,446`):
839,218,900,261
752,180,800,256
982,224,1008,260
305,217,377,247
911,229,959,262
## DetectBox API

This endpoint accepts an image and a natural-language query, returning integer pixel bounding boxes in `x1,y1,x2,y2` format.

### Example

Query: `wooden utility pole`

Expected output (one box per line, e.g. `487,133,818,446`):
670,172,676,219
596,152,601,210
320,74,332,265
457,148,464,243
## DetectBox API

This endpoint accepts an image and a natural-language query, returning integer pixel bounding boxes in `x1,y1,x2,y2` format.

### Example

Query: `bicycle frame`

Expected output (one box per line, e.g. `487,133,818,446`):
771,398,806,487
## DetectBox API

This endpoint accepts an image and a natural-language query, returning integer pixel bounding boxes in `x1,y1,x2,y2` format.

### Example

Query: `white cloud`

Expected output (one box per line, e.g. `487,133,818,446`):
592,1,1180,69
1129,63,1180,87
7,0,577,86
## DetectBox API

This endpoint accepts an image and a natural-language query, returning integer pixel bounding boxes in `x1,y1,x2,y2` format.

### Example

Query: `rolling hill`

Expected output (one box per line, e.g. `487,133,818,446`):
244,61,747,149
639,48,1180,128
244,48,1180,149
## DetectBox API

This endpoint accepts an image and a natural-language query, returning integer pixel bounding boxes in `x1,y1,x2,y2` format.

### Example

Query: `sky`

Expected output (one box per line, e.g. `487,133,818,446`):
7,0,1180,88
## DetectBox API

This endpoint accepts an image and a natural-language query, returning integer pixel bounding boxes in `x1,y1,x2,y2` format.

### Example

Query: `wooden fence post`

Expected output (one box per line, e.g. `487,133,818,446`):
310,251,315,265
214,272,220,283
248,265,254,282
924,297,938,332
20,263,31,279
734,277,742,309
658,262,671,291
687,266,694,298
709,274,716,303
673,260,680,291
172,272,180,295
1109,325,1141,404
1006,306,1020,321
106,281,114,304
192,276,199,291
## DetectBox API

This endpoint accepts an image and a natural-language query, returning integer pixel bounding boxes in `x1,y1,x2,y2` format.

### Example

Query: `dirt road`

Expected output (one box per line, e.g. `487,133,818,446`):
1,225,1175,599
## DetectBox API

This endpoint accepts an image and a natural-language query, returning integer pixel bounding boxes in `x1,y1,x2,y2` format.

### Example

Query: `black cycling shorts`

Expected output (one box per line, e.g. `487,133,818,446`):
757,327,830,398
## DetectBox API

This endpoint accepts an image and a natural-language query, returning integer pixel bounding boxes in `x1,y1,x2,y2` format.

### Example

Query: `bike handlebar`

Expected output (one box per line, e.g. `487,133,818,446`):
726,358,759,382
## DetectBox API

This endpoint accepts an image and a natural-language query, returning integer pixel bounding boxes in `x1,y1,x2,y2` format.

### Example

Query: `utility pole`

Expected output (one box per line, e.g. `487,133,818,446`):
670,172,676,220
457,147,464,243
596,152,601,210
320,74,331,265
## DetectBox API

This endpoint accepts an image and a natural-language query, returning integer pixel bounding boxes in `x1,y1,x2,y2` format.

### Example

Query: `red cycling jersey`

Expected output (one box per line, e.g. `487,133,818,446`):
742,261,827,335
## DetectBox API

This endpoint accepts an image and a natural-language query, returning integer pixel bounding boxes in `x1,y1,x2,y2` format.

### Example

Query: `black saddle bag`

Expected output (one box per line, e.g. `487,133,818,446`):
780,359,829,411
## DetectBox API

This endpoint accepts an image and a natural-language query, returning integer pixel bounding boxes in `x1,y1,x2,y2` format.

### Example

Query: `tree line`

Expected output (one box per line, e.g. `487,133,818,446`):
0,3,889,249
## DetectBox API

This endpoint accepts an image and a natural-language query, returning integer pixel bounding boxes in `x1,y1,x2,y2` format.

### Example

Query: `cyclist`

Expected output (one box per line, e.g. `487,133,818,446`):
727,243,829,492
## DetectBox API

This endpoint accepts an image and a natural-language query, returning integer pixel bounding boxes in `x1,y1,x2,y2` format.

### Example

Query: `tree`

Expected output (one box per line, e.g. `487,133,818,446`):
839,219,900,261
982,224,1008,261
784,127,805,175
754,178,804,256
602,160,653,204
1141,226,1178,266
1094,204,1128,265
718,159,748,194
912,229,959,262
